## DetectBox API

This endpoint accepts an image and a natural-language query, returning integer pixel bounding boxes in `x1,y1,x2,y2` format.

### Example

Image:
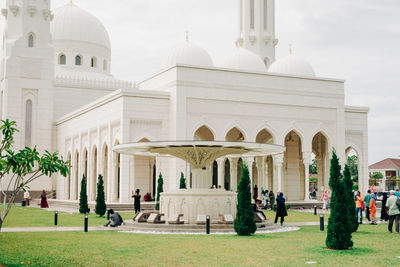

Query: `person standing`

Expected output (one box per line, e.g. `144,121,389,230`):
132,189,141,214
23,190,30,206
380,192,389,221
369,193,377,225
355,191,364,224
40,190,49,208
321,189,330,210
364,190,371,222
274,192,288,226
386,190,400,233
253,185,258,201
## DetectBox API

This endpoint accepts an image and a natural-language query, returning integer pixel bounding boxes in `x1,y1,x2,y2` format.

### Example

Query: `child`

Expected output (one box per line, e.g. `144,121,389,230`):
369,193,377,225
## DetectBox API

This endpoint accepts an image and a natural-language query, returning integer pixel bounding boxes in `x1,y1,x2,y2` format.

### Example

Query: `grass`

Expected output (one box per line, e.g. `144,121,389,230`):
2,207,328,228
2,206,134,228
0,225,399,266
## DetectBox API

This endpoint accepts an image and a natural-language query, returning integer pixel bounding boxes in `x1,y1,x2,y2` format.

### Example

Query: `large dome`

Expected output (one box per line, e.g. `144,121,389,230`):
268,55,315,77
51,3,111,50
161,40,214,70
221,48,267,73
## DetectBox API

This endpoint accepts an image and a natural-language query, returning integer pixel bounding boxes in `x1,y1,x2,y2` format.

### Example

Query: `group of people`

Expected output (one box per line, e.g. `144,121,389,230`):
355,188,400,233
253,186,288,226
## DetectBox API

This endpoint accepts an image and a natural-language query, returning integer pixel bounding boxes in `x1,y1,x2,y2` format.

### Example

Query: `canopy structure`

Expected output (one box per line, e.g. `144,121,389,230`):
113,141,285,169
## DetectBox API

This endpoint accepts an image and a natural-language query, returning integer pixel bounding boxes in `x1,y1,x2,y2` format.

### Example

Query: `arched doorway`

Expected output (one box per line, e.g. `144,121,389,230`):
134,138,156,199
256,129,275,193
225,127,245,142
283,131,304,201
193,126,215,189
312,132,329,198
194,125,214,141
345,147,359,191
102,144,108,201
66,152,71,200
91,146,98,201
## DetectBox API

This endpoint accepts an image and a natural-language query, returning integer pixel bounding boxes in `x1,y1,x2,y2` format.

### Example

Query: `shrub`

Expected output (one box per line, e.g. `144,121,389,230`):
79,175,90,214
155,173,163,210
95,174,106,217
179,172,186,189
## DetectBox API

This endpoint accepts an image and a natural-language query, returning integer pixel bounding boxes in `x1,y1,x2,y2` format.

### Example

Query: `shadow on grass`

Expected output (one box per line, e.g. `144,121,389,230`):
307,246,374,256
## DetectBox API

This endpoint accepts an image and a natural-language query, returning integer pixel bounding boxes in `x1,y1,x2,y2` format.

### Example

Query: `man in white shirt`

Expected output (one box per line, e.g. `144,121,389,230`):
386,190,400,233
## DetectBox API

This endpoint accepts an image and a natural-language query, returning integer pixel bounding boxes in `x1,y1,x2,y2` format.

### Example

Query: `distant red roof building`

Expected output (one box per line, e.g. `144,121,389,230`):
369,158,400,170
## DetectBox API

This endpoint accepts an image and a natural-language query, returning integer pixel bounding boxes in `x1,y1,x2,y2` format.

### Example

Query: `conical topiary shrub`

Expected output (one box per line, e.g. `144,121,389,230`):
155,173,164,210
325,150,353,250
179,172,186,189
234,163,256,236
95,174,106,217
343,164,358,232
79,175,90,214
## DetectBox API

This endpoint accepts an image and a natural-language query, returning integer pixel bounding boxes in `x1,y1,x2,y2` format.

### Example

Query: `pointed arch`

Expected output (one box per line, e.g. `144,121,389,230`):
254,123,277,143
255,128,274,143
310,128,332,151
193,125,215,141
138,138,151,143
58,54,66,65
225,126,247,142
28,33,35,48
281,127,306,151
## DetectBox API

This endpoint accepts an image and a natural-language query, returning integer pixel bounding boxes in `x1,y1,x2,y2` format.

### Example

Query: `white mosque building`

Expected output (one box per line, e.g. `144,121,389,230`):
0,0,369,203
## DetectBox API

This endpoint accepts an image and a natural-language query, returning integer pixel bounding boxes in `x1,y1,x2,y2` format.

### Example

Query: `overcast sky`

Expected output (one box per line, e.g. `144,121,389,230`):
1,0,399,165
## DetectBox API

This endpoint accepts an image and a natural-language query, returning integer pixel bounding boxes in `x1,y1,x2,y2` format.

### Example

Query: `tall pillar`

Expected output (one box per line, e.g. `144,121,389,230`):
256,157,263,198
264,157,269,190
230,157,238,191
273,154,284,193
216,158,224,188
303,152,312,201
246,157,255,190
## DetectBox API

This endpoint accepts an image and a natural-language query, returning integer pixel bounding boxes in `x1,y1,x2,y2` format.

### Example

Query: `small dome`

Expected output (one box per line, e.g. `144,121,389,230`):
221,48,267,73
51,3,111,50
161,40,214,70
268,55,315,77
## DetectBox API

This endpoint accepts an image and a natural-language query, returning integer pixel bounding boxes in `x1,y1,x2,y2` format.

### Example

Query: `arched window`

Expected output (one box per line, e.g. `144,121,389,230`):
91,57,97,68
28,33,35,48
75,55,82,66
25,100,33,147
103,60,107,71
59,54,66,65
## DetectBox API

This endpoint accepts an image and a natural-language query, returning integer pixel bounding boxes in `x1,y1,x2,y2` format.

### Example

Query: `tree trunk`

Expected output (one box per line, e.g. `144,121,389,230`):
0,218,3,231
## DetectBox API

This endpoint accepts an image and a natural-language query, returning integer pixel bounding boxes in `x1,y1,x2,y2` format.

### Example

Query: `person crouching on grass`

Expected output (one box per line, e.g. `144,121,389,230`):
104,209,123,227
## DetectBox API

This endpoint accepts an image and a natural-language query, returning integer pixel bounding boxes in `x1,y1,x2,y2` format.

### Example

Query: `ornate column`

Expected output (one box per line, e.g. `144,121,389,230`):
264,157,269,190
216,158,225,188
273,154,284,193
256,157,263,198
229,157,238,191
246,157,255,190
303,151,312,201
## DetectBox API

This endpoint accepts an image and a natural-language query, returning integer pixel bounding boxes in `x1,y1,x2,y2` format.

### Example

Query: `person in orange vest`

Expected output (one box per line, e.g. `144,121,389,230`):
369,193,377,225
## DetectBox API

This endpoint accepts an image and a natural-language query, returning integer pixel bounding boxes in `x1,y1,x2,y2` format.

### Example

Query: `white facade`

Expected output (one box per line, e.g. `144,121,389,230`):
0,1,369,203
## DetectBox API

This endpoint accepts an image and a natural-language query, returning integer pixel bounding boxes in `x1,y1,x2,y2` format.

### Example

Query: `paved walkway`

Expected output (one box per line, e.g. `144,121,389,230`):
1,226,118,233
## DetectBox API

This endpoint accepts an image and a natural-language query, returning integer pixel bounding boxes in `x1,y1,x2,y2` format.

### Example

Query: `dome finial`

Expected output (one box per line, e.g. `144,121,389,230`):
185,31,189,42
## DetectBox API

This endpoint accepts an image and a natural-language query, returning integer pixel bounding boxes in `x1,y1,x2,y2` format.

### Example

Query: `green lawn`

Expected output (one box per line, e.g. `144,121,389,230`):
2,206,134,228
0,225,398,266
2,207,327,228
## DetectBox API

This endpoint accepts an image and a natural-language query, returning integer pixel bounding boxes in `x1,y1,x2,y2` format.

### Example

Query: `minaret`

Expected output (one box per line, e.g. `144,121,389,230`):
237,0,278,68
0,0,54,151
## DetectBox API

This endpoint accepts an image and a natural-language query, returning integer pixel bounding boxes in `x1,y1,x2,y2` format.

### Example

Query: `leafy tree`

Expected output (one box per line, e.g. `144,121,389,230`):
179,172,186,189
95,174,106,216
155,173,163,210
343,164,358,233
79,175,90,214
347,155,358,178
309,158,318,174
234,163,256,236
369,172,383,179
326,150,353,250
0,119,69,229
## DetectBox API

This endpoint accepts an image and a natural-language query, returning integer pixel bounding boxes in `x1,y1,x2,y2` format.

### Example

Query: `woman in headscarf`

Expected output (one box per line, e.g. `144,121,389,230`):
380,192,389,221
274,192,288,226
369,193,377,225
40,190,49,208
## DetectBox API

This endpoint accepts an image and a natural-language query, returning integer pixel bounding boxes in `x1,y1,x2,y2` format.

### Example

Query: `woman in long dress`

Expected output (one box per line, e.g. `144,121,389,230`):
380,192,389,221
274,192,288,225
40,190,49,208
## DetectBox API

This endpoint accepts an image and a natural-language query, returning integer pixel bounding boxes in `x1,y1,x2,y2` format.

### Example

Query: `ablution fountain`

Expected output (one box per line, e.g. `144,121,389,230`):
114,141,285,227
